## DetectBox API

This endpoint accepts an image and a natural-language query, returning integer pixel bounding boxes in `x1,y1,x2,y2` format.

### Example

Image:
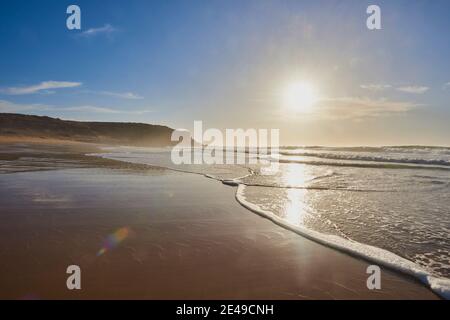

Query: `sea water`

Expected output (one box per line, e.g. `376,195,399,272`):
95,145,450,297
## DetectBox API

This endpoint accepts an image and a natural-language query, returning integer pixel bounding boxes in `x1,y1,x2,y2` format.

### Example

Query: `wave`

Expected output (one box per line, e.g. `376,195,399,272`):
281,145,450,152
238,182,395,192
383,145,450,152
234,184,450,299
92,150,450,299
279,151,450,167
276,157,450,171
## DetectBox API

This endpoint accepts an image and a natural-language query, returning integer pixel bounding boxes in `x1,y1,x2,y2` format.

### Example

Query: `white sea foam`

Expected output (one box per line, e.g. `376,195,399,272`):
279,148,450,167
234,183,450,299
93,147,450,299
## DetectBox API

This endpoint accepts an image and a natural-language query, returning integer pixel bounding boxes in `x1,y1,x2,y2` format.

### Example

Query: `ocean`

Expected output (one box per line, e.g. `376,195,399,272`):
94,145,450,297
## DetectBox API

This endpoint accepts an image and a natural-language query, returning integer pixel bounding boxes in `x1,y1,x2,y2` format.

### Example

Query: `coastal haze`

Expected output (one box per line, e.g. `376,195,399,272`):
0,0,449,301
0,113,176,146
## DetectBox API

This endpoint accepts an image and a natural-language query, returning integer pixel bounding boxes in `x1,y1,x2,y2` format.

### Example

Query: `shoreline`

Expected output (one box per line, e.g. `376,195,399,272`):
92,144,450,298
235,184,449,299
0,141,441,299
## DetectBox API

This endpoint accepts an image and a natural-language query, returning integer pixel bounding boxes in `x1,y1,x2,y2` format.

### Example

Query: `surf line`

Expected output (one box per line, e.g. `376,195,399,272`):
90,152,450,299
233,183,450,299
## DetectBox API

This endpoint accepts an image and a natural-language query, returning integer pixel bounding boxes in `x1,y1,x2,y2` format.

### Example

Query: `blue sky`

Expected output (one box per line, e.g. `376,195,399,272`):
0,0,449,145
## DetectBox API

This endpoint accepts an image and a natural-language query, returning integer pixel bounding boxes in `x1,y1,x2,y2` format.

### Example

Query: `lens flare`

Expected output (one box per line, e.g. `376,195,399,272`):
97,227,130,256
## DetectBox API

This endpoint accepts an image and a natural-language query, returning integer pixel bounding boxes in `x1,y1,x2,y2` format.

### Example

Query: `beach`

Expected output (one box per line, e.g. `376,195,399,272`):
1,0,450,305
0,142,439,299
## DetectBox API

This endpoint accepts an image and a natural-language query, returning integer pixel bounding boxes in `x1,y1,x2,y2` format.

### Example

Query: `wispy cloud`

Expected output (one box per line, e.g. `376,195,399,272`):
316,96,419,120
80,24,117,38
443,82,450,90
98,91,143,100
63,105,151,114
396,86,429,94
1,81,81,95
63,105,126,114
80,90,144,100
0,100,152,115
360,84,430,94
360,84,392,91
0,100,50,113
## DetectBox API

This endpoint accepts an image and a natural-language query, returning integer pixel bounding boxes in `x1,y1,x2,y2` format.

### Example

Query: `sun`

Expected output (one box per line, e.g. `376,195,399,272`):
282,81,318,112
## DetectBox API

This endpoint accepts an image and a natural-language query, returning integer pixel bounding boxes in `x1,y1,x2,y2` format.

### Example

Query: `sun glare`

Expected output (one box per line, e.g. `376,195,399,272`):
282,82,318,112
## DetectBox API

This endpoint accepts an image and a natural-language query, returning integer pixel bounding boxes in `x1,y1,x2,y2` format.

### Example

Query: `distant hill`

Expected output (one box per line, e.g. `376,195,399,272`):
0,113,177,146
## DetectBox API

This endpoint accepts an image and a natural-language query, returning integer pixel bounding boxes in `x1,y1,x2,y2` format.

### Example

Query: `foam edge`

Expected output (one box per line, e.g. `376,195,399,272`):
235,184,450,299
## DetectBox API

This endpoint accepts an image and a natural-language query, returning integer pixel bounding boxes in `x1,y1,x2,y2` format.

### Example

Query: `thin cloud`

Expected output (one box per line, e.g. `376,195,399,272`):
1,81,81,95
80,24,117,37
63,105,124,114
396,86,429,94
0,100,152,115
0,100,51,112
98,91,143,100
81,89,143,100
64,105,152,114
443,82,450,90
315,96,419,120
360,84,392,91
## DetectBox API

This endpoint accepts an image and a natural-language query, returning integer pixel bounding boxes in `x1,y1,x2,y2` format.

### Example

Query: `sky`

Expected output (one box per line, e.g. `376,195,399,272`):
0,0,449,146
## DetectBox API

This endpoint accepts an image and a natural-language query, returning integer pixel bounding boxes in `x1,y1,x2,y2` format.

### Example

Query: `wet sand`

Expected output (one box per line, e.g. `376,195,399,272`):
0,142,439,299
